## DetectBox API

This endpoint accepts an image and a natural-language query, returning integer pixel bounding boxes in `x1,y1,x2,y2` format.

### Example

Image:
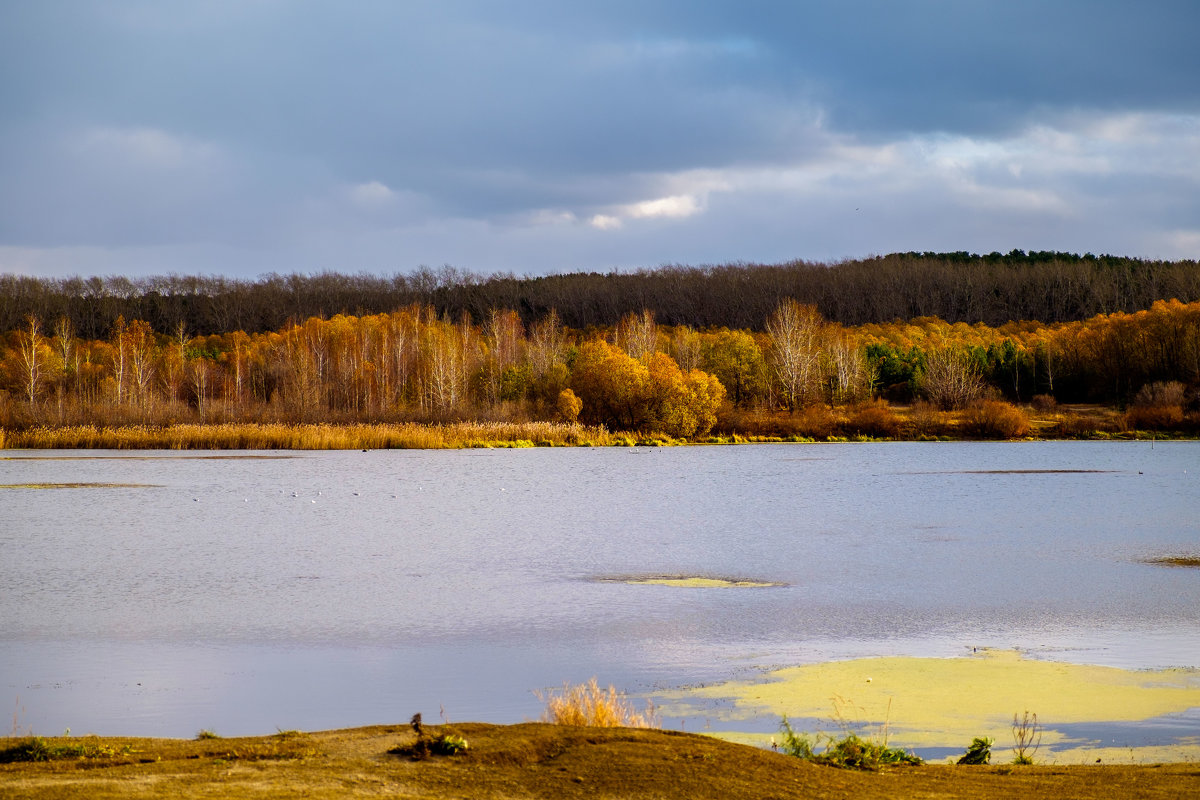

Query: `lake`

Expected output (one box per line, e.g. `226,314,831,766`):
2,441,1198,749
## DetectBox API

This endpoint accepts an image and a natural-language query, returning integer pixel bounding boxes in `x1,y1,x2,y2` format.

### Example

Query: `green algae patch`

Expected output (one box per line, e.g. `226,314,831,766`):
673,649,1200,762
598,575,785,588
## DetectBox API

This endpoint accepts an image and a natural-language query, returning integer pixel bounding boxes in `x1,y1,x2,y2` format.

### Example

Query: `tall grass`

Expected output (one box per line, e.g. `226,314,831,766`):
536,678,659,728
2,421,615,450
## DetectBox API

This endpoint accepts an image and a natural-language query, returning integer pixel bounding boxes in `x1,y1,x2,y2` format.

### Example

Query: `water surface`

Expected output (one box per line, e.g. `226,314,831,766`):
2,441,1197,744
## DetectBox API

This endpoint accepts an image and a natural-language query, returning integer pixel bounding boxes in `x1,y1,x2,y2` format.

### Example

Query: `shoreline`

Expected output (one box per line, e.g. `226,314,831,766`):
0,415,1196,451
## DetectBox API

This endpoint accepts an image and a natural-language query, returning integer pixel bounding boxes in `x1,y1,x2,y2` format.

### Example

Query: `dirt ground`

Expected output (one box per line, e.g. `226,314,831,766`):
3,723,1199,800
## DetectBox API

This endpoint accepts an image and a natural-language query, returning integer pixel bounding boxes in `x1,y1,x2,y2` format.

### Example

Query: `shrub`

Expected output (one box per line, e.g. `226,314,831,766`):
555,388,582,423
1030,394,1058,412
1053,410,1119,438
906,400,952,438
1125,404,1184,430
536,678,659,728
1126,381,1187,431
1133,381,1186,407
964,400,1030,439
790,404,837,439
845,401,900,438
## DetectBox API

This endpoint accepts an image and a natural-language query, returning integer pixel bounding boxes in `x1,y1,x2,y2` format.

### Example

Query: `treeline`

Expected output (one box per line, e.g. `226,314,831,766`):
2,251,1199,339
2,298,1199,438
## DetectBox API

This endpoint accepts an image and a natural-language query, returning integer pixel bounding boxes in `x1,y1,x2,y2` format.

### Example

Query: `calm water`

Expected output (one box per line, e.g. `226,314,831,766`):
1,441,1198,738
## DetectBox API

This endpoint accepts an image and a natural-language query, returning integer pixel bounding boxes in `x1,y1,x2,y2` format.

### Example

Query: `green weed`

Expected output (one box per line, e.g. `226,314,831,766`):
0,735,132,762
777,712,923,771
957,736,993,765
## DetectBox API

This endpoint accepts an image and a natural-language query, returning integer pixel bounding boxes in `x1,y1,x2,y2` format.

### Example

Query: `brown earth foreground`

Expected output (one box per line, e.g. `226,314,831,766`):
3,723,1199,800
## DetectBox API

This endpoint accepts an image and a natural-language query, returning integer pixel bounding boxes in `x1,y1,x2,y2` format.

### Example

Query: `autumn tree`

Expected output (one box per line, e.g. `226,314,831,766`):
571,339,650,430
644,352,725,438
702,329,768,407
571,339,724,437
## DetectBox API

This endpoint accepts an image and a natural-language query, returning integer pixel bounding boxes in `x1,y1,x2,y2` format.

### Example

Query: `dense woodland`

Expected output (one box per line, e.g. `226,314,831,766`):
2,251,1199,339
2,253,1199,441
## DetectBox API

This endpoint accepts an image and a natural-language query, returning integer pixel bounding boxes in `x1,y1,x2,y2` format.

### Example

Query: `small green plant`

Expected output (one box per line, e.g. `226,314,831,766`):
0,735,128,762
196,729,221,740
776,713,923,771
957,736,993,765
432,734,468,755
778,716,816,759
1012,711,1041,764
0,736,52,763
819,733,923,769
389,712,469,760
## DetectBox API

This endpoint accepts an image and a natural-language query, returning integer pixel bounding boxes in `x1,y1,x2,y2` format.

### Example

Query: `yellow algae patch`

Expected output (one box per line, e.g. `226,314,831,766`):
677,650,1200,753
599,575,784,588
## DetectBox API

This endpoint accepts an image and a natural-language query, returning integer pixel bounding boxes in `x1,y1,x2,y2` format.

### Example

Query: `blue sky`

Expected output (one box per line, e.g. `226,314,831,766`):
2,0,1198,279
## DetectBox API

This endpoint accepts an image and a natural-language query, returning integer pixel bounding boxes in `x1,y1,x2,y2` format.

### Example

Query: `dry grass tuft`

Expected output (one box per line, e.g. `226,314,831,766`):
536,678,660,728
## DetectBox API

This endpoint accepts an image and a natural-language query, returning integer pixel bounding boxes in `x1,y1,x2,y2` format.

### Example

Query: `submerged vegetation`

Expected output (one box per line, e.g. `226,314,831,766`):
1146,556,1200,568
1,256,1198,446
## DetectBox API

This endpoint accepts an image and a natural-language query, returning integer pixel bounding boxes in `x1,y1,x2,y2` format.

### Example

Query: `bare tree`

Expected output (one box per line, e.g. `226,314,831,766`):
919,346,986,409
766,299,824,410
614,309,659,361
16,315,44,405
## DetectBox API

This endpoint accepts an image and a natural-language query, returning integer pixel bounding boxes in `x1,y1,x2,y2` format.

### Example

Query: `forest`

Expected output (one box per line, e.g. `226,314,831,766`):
2,251,1199,339
2,254,1199,446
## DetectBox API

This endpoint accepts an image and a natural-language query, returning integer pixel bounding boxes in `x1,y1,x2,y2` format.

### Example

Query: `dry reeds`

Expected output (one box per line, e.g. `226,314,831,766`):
536,678,659,728
2,421,615,450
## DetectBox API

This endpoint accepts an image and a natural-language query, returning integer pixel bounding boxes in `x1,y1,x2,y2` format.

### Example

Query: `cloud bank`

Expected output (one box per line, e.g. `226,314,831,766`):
1,1,1197,278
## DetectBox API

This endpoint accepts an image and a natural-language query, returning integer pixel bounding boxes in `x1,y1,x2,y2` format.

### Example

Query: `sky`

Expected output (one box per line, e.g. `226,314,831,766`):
2,0,1199,280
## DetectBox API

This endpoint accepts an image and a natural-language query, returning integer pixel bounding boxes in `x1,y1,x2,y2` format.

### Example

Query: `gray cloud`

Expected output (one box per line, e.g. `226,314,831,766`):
1,1,1198,278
